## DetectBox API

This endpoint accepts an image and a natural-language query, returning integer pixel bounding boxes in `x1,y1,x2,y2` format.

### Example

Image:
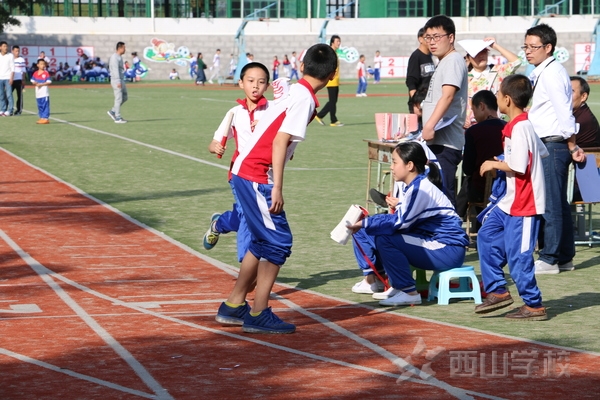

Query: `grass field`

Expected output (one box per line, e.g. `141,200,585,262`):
2,78,600,353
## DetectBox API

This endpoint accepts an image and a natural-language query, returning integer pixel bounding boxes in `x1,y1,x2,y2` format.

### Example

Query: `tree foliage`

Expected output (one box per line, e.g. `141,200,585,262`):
0,0,52,34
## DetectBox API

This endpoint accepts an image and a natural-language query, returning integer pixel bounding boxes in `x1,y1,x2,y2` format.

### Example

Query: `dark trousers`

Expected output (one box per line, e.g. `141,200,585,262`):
428,145,463,206
317,86,339,123
11,79,23,114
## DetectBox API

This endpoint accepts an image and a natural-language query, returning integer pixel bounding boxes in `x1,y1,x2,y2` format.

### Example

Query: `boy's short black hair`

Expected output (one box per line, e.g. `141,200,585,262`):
37,58,46,65
417,27,425,38
570,76,590,95
0,41,7,46
12,45,19,50
302,43,338,80
424,15,455,36
330,35,341,45
472,90,498,111
499,74,532,110
525,23,556,54
240,62,270,83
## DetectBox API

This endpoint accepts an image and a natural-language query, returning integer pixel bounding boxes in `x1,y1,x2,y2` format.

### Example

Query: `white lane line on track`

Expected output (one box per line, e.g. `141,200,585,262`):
0,348,157,399
1,227,501,400
70,255,157,258
26,110,363,172
104,278,198,283
0,230,174,400
61,245,141,248
87,266,176,269
0,205,92,209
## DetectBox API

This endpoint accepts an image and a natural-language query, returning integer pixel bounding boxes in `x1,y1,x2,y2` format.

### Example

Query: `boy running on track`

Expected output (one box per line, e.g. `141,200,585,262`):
204,62,273,263
215,43,338,334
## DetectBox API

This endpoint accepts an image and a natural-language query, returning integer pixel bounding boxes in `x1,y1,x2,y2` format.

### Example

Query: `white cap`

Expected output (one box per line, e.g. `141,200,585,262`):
458,39,495,58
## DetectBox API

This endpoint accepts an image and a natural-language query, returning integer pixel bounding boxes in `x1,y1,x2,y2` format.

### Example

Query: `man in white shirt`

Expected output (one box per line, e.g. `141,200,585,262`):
208,48,221,84
11,45,26,115
525,24,585,275
0,41,15,116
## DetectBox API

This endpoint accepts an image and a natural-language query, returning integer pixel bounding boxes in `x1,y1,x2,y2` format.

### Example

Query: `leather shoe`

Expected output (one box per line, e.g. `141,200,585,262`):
505,305,548,321
474,291,514,314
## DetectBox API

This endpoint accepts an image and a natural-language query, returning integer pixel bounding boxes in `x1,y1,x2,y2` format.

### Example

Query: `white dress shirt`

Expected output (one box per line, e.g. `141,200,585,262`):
528,57,577,139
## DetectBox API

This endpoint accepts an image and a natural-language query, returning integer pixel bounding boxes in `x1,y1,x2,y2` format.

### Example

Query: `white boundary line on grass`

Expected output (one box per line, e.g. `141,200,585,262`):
23,110,363,172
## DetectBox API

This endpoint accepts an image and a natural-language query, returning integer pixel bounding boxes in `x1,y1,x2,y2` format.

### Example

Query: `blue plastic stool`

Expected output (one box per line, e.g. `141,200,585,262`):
88,77,96,82
98,76,106,82
427,265,482,305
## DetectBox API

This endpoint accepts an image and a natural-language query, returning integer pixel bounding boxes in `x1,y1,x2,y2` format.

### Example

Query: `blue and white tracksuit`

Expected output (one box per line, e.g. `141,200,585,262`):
353,173,469,292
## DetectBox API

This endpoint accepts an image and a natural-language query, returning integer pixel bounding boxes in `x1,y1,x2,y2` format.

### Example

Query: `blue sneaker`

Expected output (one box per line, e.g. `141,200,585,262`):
203,213,221,250
215,301,250,325
242,307,296,334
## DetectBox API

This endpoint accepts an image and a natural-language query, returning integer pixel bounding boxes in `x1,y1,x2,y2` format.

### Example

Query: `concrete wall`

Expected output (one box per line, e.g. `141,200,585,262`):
2,15,597,80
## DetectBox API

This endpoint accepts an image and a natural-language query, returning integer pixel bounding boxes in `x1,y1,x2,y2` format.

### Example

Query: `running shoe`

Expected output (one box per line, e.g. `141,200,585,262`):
203,213,221,250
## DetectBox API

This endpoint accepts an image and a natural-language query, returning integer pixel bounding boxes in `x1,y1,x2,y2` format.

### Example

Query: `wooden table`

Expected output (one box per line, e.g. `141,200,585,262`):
364,139,397,213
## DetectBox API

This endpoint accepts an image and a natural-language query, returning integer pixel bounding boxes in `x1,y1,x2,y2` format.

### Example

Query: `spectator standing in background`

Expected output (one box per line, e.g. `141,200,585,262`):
406,27,435,113
107,41,128,124
0,41,14,116
208,48,221,84
373,50,383,84
524,24,584,275
11,45,26,115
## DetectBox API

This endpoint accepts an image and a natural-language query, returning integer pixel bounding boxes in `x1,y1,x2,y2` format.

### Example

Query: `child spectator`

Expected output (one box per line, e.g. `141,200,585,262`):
169,68,180,80
289,51,299,80
272,55,280,80
189,54,197,79
456,89,505,218
30,58,51,124
204,62,272,264
282,54,291,78
228,53,237,77
348,141,469,305
475,74,549,321
373,50,383,83
356,54,367,97
195,53,207,86
215,43,338,334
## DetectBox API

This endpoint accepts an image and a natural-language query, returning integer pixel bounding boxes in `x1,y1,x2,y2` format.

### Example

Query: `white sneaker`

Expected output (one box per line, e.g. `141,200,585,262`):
372,286,400,300
361,93,368,97
379,291,422,306
356,94,361,97
534,259,560,275
351,278,383,294
558,261,575,272
208,80,214,84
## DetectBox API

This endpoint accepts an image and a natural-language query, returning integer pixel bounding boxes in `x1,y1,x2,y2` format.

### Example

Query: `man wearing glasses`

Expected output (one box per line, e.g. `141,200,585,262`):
525,24,585,275
421,15,468,205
